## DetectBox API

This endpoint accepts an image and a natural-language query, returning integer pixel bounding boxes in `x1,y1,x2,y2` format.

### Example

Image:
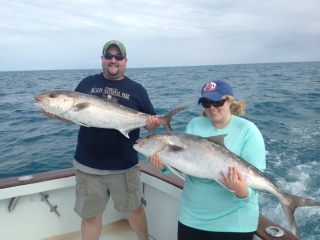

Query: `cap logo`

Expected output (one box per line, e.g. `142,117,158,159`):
203,82,217,93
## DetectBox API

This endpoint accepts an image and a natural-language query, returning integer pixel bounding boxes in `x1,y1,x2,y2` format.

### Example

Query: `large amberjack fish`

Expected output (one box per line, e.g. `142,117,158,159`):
33,90,186,138
133,132,320,239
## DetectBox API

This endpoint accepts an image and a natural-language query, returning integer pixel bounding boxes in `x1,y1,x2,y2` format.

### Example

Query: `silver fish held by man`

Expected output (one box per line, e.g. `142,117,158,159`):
133,131,320,239
33,90,186,138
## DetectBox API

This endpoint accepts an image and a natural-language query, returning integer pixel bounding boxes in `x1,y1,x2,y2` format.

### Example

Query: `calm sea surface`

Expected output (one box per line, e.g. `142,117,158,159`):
1,62,320,239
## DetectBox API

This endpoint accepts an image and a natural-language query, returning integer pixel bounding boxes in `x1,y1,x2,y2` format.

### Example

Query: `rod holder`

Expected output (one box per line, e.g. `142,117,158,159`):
40,192,60,217
8,196,20,212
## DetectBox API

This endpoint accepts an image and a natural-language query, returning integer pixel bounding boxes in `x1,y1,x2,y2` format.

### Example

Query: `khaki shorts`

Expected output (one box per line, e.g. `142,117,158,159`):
74,165,141,219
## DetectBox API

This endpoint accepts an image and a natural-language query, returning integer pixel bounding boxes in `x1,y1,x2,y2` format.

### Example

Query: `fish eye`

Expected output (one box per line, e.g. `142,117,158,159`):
49,93,57,98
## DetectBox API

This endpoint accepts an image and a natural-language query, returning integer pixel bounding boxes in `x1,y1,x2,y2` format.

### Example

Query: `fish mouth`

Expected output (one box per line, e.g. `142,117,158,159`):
34,95,49,105
133,143,139,149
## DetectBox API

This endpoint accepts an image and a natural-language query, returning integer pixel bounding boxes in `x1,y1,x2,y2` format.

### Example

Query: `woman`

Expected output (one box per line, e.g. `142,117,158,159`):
148,80,266,240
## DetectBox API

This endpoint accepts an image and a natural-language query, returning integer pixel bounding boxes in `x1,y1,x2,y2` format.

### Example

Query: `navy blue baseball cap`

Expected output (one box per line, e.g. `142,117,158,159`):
198,80,233,104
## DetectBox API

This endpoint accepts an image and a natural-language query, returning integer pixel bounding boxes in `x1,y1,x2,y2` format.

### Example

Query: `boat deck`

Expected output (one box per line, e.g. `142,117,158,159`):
42,219,139,240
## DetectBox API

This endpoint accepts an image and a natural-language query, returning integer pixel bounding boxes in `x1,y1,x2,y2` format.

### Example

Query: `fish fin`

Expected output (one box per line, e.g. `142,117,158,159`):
73,102,91,111
167,135,189,150
106,98,118,103
97,96,118,103
118,129,132,139
280,201,300,239
167,144,187,152
160,107,187,132
165,165,186,180
73,121,91,127
207,134,228,148
280,192,320,238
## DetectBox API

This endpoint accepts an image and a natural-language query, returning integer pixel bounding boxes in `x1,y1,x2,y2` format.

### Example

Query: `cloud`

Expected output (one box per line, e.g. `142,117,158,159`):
0,0,319,71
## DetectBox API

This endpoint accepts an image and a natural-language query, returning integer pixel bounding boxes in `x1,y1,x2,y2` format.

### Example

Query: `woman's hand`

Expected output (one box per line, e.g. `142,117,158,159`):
148,152,166,170
219,166,248,198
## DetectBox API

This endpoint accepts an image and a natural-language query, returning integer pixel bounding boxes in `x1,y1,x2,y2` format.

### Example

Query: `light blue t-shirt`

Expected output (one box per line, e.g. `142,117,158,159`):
178,115,266,232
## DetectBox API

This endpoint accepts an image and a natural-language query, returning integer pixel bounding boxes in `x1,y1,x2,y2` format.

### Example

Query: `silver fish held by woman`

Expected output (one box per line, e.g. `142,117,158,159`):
133,131,320,239
33,90,186,138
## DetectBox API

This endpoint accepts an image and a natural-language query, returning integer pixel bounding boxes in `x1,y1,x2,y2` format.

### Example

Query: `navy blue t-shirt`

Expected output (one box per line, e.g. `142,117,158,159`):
73,73,156,170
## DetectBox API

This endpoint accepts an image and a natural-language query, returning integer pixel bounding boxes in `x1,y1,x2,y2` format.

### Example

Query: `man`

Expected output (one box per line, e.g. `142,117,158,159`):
41,40,160,240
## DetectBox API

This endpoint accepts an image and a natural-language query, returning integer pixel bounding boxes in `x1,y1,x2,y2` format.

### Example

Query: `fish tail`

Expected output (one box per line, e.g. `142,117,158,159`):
280,192,320,239
160,107,187,131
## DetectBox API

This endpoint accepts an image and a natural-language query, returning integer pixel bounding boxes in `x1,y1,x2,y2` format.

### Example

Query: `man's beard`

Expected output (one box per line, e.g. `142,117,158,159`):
107,65,119,76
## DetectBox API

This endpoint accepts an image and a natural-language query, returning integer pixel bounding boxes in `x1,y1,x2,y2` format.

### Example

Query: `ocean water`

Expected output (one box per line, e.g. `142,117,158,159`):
1,62,320,239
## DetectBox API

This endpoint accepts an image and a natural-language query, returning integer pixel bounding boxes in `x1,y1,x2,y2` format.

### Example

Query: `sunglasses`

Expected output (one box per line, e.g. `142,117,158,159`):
201,98,229,108
103,53,125,61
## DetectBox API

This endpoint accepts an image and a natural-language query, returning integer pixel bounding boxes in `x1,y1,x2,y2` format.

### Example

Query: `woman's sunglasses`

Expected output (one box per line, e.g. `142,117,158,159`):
103,53,125,61
201,98,229,108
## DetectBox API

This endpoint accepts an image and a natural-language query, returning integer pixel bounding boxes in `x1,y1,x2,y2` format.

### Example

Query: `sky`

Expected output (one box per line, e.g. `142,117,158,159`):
1,0,320,71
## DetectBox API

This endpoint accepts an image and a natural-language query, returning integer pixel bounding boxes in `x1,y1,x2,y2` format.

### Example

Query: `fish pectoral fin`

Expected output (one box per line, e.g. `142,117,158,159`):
73,102,92,111
166,136,188,151
166,165,186,181
73,121,91,127
173,136,189,149
167,144,186,152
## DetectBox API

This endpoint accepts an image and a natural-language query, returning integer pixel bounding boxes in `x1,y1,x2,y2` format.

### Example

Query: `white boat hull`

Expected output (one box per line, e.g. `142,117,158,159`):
0,162,296,240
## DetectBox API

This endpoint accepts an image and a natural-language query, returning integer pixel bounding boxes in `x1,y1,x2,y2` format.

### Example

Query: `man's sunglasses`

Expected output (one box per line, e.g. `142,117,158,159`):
103,53,125,61
201,98,229,108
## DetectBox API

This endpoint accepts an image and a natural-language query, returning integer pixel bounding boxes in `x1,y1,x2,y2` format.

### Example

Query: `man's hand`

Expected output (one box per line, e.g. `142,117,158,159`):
41,110,70,123
145,115,161,131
